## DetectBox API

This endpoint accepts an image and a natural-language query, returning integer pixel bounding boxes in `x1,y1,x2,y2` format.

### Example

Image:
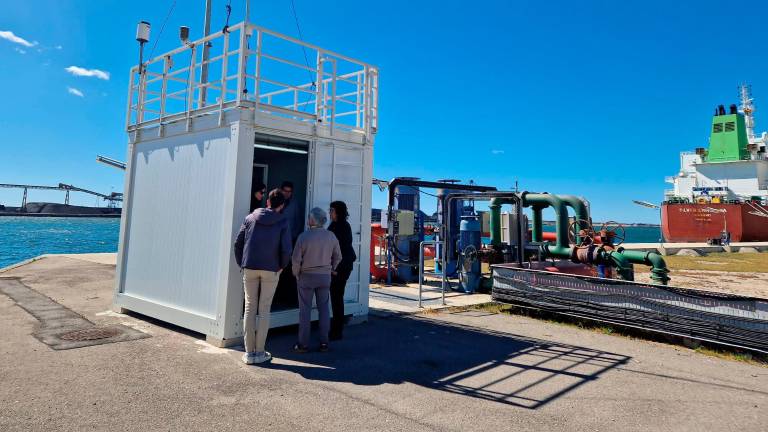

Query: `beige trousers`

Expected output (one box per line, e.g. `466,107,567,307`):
243,269,281,353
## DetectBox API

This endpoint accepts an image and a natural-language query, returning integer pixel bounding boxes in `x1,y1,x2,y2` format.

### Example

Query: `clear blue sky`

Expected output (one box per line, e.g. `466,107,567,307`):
2,0,767,222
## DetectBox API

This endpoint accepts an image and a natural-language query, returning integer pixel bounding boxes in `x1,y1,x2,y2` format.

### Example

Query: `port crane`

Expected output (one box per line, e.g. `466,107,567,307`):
0,183,123,208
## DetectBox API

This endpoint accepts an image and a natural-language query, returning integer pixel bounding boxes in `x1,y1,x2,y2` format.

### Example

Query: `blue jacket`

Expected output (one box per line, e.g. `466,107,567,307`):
234,208,292,271
281,199,304,242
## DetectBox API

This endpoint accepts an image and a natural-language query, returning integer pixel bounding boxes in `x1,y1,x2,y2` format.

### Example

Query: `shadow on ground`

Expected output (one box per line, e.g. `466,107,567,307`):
265,312,631,409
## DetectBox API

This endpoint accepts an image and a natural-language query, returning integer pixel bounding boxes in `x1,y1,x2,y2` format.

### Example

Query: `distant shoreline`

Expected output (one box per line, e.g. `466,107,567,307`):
0,213,121,218
541,220,660,227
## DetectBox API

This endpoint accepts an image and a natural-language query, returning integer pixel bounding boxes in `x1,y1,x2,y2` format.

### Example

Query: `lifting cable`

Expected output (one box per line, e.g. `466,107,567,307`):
147,0,177,62
222,0,233,33
290,0,316,112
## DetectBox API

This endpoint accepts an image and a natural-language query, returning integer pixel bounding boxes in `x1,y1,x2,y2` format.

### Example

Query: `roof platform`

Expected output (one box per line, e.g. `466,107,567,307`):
125,21,378,143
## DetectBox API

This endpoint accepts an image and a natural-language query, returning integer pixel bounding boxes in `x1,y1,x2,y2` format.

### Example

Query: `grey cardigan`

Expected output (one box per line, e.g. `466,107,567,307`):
291,227,342,277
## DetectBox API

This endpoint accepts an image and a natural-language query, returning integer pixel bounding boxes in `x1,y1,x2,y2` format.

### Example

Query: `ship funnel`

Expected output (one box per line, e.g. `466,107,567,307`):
718,104,726,115
729,104,738,114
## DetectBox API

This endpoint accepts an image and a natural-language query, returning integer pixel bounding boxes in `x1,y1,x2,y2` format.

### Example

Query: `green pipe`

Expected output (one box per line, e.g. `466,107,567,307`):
559,195,589,245
522,194,570,251
489,200,502,246
615,249,670,285
545,244,573,259
531,206,543,242
489,197,516,246
605,250,634,281
559,195,590,223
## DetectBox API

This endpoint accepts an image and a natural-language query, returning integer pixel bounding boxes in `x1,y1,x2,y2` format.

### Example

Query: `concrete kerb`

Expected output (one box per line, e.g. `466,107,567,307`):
370,300,498,319
0,254,52,274
0,253,118,275
623,244,768,256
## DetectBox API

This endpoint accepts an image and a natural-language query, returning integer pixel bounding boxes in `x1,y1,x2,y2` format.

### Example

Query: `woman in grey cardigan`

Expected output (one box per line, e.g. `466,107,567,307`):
291,207,342,352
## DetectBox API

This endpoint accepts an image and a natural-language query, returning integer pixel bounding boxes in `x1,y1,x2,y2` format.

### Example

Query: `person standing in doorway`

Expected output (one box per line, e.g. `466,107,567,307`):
292,207,341,352
253,182,266,210
276,180,302,305
234,189,292,365
328,201,356,340
280,181,303,242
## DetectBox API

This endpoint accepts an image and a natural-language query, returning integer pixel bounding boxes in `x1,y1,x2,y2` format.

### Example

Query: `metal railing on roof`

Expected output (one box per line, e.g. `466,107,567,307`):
126,21,379,138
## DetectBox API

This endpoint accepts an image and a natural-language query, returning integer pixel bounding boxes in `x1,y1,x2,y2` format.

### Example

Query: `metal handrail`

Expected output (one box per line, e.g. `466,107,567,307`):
125,21,379,138
418,240,445,308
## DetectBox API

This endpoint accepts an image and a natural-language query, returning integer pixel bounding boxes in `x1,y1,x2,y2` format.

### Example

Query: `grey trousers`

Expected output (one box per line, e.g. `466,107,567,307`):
297,273,332,347
243,269,281,353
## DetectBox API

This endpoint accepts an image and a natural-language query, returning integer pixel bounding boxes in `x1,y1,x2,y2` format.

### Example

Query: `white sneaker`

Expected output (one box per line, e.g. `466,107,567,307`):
253,351,272,364
242,352,256,365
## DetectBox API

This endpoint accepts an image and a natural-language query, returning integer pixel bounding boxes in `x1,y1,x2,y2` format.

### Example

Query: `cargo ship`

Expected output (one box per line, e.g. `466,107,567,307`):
663,84,768,242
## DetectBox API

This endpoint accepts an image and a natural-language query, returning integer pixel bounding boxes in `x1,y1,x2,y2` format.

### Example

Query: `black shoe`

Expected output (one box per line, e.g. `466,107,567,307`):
319,343,329,352
293,343,309,353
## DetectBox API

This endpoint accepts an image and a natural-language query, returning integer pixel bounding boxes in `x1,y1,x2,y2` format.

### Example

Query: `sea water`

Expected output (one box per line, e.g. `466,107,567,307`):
540,225,662,244
0,217,120,269
0,216,663,270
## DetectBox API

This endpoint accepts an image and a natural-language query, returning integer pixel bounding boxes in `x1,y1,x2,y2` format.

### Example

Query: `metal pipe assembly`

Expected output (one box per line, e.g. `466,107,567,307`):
487,191,671,285
443,192,523,293
376,176,670,302
384,178,497,284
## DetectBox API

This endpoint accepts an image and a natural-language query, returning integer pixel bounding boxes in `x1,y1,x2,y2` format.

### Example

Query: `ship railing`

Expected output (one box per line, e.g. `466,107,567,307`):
664,176,677,184
125,21,379,139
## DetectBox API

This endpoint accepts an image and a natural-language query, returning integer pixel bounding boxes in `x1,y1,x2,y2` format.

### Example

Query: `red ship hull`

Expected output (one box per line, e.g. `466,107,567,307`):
662,203,768,242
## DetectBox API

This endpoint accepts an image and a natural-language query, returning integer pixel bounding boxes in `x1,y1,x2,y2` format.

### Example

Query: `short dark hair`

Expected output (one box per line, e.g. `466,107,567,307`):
267,189,286,208
281,181,294,190
255,182,266,193
330,200,349,220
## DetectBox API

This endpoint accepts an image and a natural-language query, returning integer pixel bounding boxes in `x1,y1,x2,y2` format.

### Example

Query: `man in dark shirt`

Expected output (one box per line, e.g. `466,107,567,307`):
234,189,292,365
280,181,303,242
276,181,302,306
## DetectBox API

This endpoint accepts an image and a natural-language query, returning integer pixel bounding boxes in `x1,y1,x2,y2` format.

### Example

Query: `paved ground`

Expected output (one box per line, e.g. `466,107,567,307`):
1,256,767,431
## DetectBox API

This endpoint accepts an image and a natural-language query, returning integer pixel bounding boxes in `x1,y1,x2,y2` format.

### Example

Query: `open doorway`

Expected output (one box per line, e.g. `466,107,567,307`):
250,134,310,311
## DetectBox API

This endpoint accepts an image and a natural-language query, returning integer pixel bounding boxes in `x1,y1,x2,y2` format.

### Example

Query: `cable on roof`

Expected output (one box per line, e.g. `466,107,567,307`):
290,0,316,112
146,0,177,62
223,0,233,33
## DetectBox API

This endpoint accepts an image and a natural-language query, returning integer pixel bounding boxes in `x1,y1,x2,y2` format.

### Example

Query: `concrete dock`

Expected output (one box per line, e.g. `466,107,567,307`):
1,254,767,431
622,241,768,255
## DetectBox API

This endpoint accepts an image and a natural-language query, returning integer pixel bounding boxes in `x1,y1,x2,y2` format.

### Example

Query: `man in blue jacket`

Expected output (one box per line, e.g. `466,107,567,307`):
234,189,292,365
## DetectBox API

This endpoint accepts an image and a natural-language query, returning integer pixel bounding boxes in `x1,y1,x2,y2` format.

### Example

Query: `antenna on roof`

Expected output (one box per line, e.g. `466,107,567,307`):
135,21,151,74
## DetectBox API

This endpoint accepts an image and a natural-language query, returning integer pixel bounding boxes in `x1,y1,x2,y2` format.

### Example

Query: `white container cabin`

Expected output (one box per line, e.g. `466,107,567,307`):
112,21,379,346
